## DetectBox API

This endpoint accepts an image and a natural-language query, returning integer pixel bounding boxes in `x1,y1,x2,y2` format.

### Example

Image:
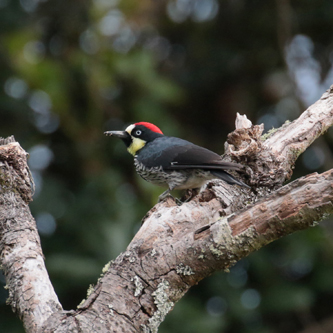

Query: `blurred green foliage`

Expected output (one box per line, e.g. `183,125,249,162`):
1,0,333,332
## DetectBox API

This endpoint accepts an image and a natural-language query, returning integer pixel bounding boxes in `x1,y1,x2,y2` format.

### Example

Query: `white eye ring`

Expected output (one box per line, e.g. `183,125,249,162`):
135,130,142,136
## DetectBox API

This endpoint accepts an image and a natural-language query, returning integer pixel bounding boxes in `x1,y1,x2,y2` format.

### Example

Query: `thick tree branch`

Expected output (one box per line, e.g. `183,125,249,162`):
0,137,62,332
1,85,333,332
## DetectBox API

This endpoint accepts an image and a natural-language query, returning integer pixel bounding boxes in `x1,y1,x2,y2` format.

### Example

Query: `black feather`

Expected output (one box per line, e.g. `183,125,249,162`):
210,170,250,188
137,136,242,170
168,162,242,171
135,136,249,188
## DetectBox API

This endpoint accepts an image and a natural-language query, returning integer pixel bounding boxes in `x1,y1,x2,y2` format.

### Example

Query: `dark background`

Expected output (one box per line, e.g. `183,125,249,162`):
1,1,333,332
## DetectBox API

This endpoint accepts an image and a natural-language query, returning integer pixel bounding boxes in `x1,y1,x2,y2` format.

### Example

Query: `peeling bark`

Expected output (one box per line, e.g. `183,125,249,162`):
1,85,333,332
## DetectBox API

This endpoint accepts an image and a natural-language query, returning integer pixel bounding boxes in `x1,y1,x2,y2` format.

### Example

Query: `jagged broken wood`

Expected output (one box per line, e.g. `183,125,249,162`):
1,85,333,332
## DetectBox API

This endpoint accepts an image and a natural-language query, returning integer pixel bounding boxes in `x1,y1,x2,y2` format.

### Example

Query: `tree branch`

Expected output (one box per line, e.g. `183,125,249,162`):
226,84,333,188
1,85,333,332
0,137,62,332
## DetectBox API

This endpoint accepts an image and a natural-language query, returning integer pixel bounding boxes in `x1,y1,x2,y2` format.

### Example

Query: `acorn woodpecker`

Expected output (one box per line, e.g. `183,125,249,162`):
105,122,249,202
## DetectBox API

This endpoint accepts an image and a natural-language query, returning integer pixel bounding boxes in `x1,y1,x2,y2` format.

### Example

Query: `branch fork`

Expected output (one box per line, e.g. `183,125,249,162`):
1,85,333,332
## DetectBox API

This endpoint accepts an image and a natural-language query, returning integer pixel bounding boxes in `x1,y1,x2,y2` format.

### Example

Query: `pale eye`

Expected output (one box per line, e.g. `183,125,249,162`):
135,130,142,136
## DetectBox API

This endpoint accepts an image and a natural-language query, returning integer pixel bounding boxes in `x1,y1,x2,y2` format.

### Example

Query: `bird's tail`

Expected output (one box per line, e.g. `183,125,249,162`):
211,170,250,189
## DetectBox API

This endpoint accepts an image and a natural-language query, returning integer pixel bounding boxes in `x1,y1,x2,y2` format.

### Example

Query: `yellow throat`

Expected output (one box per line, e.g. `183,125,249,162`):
125,124,146,156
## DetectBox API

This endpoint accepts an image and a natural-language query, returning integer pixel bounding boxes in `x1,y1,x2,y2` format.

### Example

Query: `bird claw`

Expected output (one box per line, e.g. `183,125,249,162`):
158,193,183,205
158,192,171,202
175,197,183,205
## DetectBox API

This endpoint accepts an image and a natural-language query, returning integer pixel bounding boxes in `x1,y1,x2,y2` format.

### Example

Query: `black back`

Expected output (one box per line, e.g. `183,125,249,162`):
136,136,242,171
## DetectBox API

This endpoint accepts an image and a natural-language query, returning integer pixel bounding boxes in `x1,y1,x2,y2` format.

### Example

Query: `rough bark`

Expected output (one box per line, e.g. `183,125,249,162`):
0,137,62,332
1,85,333,332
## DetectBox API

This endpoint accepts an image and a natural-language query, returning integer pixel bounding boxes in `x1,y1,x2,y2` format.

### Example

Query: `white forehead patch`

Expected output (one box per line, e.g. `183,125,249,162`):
125,124,135,135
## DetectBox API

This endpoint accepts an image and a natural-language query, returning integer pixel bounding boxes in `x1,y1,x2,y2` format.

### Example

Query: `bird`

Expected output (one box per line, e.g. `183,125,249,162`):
105,122,249,202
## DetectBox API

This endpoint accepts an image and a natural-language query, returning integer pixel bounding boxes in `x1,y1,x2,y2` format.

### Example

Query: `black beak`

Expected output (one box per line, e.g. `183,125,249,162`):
104,130,132,147
104,130,129,139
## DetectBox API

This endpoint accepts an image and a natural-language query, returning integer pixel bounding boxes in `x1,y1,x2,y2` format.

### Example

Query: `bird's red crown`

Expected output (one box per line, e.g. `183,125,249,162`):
135,122,163,134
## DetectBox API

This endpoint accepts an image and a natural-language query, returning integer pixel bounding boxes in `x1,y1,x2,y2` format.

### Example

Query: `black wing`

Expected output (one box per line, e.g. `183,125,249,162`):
137,136,243,171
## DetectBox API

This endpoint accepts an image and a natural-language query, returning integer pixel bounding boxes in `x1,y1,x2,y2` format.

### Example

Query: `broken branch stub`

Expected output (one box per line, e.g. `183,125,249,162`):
225,85,333,189
225,120,285,189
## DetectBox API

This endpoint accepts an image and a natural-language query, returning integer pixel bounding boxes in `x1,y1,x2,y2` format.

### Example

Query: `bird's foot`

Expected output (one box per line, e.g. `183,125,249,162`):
174,197,183,205
158,192,182,205
158,191,172,202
